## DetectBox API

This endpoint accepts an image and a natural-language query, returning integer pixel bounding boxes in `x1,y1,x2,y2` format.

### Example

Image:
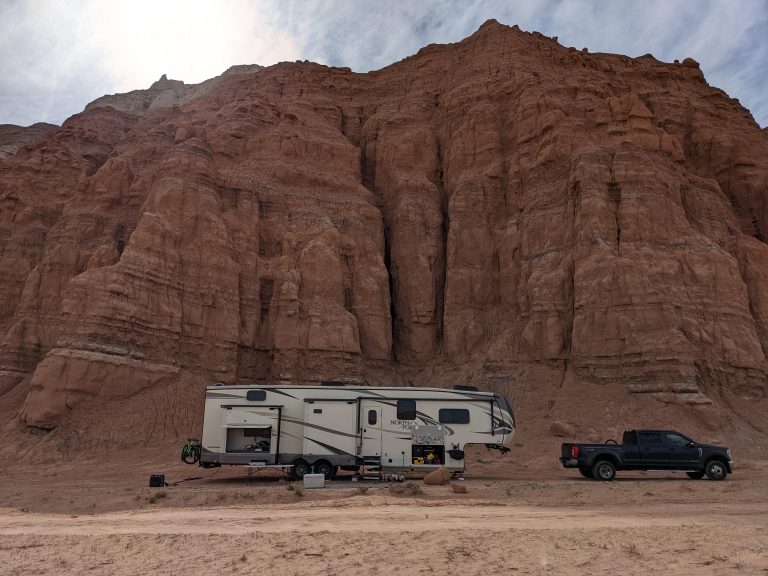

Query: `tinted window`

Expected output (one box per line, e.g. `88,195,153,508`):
639,432,662,444
397,399,416,420
666,433,689,447
246,390,266,401
368,410,377,425
439,408,470,424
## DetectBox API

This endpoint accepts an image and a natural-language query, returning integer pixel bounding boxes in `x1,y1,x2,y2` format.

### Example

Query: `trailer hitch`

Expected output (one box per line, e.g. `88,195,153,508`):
485,443,510,454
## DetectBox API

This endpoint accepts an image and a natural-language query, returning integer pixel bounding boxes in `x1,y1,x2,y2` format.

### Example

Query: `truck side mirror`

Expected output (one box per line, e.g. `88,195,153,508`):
686,442,694,448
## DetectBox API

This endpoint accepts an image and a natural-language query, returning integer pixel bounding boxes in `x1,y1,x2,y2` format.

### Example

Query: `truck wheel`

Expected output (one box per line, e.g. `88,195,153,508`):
292,460,310,480
705,460,727,481
686,471,705,479
592,460,616,481
313,460,334,480
578,467,593,478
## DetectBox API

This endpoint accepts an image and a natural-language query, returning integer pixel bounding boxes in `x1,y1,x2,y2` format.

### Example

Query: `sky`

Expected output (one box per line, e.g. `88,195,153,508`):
1,0,766,128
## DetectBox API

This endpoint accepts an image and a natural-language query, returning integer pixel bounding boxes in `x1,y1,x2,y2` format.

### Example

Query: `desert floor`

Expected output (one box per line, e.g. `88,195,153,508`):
1,451,766,576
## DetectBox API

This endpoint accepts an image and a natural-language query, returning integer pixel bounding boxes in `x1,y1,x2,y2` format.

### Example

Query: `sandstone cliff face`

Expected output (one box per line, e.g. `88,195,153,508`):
1,21,767,437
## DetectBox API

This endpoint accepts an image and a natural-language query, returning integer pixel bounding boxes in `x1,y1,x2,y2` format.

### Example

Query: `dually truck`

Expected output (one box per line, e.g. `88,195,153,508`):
560,429,733,481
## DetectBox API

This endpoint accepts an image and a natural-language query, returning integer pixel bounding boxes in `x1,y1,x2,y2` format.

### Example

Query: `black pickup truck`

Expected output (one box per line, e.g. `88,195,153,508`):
560,430,733,481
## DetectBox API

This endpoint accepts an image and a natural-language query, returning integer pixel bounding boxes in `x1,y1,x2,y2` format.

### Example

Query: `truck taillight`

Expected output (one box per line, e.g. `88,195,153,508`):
571,446,579,458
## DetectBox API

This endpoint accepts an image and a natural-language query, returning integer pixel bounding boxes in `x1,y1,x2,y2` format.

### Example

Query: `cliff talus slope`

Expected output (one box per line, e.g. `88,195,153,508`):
1,21,766,449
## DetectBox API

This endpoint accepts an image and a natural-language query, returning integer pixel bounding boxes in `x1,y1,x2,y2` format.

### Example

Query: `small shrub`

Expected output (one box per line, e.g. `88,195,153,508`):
286,484,295,491
406,482,422,495
147,491,167,504
294,486,305,497
239,553,247,563
354,487,369,495
389,483,406,494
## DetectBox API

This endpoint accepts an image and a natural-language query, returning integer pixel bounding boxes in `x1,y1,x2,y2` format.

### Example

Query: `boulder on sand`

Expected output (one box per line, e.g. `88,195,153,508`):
423,467,451,485
451,483,468,494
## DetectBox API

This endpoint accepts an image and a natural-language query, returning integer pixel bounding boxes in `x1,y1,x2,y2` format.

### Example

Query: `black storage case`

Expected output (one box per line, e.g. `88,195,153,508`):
149,474,166,487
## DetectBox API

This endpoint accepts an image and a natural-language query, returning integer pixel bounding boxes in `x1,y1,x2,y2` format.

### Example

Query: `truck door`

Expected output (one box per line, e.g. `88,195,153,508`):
361,405,382,457
637,431,667,468
663,432,700,469
619,431,642,467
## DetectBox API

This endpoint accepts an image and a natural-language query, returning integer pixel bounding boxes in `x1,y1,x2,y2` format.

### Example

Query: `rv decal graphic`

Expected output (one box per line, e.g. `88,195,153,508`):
280,417,358,438
390,419,418,431
304,437,354,457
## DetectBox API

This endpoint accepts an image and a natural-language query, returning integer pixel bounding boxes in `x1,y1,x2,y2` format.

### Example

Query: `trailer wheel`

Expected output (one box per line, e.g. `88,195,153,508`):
313,460,334,480
292,460,310,480
592,460,616,481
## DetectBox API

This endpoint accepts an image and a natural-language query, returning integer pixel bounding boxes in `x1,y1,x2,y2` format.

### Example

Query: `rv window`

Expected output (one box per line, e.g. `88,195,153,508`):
439,408,470,424
368,410,377,425
397,399,416,420
246,390,266,401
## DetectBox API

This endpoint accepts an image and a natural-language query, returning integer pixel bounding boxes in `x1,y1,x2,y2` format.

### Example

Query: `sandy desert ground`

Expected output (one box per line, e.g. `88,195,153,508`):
1,448,766,576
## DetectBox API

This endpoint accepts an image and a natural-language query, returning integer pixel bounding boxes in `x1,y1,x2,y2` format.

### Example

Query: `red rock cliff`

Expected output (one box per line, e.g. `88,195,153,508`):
1,21,767,437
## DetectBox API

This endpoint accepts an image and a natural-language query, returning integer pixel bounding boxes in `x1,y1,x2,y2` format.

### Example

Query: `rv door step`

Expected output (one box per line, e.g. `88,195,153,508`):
362,456,381,481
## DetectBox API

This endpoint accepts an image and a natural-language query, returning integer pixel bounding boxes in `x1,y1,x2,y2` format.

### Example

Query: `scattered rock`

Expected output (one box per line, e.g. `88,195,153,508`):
549,422,576,438
424,467,452,486
451,483,468,494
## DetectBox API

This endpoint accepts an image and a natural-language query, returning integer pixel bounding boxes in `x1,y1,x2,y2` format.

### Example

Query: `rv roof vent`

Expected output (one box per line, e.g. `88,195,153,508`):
320,380,345,386
453,385,478,391
213,381,226,387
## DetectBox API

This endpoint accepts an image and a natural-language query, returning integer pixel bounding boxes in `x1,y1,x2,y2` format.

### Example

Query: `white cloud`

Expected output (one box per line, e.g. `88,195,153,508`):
0,0,766,126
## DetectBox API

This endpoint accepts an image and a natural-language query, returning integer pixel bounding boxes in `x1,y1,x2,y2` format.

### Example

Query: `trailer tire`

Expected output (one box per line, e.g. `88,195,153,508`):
313,460,334,480
578,467,593,478
592,460,616,481
292,460,310,480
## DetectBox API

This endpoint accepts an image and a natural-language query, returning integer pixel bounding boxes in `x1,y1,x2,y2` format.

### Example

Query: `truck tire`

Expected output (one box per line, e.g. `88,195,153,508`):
578,467,593,478
686,471,705,479
592,460,616,481
705,460,727,481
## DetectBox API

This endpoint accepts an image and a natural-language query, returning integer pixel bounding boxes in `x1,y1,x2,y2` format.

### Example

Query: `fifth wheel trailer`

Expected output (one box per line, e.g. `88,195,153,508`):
195,383,516,479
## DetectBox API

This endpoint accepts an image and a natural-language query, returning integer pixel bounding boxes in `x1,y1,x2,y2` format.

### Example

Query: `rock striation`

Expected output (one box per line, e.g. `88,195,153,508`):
1,20,767,435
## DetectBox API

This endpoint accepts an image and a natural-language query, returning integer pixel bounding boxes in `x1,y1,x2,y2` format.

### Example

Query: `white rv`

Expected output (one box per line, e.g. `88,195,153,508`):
195,382,515,479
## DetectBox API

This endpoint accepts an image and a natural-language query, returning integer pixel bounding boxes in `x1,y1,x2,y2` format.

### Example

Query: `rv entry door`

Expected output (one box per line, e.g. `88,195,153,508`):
361,406,382,456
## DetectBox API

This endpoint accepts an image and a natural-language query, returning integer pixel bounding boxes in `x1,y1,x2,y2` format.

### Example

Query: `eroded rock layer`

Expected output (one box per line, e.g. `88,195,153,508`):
1,21,767,432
